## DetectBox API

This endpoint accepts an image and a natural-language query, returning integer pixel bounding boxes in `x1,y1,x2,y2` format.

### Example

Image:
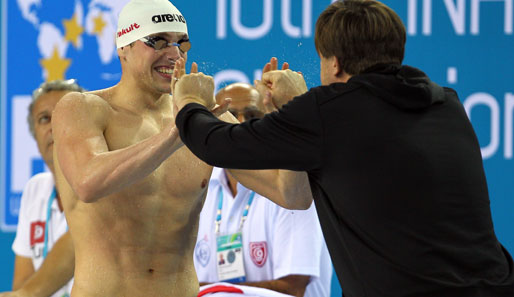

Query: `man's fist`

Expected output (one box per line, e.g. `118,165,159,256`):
261,69,307,108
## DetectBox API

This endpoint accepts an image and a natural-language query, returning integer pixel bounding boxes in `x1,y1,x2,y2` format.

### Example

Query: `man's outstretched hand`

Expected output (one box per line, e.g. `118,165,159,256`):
254,57,307,111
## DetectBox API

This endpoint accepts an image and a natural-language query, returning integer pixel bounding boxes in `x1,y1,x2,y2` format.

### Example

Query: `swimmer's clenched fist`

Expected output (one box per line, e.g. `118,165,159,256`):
172,58,216,110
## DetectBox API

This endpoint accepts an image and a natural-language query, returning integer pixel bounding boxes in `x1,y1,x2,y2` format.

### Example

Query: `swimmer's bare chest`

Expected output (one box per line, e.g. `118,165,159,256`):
66,105,213,271
102,106,213,210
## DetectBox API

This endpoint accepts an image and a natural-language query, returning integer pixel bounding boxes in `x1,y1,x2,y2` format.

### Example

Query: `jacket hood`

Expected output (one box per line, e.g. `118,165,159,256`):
349,64,446,110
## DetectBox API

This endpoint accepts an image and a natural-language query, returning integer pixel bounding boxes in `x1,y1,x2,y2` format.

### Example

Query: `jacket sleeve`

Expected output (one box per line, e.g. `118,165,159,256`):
175,91,323,171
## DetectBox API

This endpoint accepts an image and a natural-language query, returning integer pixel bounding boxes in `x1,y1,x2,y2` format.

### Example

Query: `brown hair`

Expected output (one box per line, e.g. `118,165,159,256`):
315,0,406,75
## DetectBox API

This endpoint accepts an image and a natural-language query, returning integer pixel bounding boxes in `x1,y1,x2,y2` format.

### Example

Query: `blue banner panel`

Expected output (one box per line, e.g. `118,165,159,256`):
1,1,512,295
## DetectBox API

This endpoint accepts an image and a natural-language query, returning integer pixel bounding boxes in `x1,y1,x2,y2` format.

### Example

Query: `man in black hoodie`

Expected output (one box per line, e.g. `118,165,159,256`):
172,0,514,296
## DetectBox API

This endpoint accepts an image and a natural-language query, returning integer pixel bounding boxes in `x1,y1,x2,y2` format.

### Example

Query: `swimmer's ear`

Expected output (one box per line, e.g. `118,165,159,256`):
117,46,130,61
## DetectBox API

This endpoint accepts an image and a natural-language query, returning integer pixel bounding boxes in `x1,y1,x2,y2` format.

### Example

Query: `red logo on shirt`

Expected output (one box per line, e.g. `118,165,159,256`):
30,221,45,246
249,241,268,267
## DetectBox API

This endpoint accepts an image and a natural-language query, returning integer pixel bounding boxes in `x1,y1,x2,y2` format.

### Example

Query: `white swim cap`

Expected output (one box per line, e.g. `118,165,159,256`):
116,0,188,49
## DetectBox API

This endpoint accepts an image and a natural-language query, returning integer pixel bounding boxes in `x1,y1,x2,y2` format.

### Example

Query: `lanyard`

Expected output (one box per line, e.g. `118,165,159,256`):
215,186,255,234
43,187,57,259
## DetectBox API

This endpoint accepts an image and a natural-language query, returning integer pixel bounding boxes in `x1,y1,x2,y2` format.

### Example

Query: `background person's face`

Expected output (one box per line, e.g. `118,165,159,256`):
31,90,69,174
217,86,264,122
228,97,264,122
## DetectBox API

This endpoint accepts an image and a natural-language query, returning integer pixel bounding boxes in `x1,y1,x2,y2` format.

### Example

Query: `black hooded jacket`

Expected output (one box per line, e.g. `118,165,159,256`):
176,65,514,297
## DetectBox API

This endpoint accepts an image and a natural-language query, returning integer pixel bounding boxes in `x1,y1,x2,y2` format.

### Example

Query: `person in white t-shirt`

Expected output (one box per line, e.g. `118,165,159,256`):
193,82,332,297
7,80,84,297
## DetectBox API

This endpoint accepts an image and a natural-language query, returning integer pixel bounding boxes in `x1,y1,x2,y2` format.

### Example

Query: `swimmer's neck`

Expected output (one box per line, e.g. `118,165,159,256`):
113,78,170,112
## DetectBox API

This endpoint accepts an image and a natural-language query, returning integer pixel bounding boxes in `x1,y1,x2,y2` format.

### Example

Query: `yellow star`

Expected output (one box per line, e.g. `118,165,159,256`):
40,47,71,81
92,13,106,35
63,13,84,47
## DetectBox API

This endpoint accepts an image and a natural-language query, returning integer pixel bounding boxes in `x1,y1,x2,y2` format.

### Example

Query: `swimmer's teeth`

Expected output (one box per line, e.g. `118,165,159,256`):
157,68,173,74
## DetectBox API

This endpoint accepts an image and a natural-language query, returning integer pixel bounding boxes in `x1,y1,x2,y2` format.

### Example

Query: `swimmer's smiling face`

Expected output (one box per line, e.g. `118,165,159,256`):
122,32,189,95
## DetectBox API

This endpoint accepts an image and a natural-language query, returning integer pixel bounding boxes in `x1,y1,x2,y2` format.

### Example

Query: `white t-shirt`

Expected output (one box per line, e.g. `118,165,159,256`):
194,168,332,297
12,172,72,297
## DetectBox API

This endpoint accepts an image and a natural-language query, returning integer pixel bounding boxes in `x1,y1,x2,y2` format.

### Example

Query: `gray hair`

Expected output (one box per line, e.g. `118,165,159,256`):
28,79,85,137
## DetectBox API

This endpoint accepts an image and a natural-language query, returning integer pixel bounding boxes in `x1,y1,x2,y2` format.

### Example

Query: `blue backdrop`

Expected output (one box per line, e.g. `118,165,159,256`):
1,0,513,296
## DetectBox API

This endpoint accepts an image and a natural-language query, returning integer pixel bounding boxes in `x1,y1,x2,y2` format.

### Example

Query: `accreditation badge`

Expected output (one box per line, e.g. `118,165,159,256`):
216,232,246,283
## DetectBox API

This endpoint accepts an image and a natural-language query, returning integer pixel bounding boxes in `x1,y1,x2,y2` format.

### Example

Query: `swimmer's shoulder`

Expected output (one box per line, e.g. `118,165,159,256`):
54,88,113,124
59,87,113,111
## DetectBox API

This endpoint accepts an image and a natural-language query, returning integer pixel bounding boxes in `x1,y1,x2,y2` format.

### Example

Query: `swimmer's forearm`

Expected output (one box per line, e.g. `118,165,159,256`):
216,112,312,208
62,125,182,203
278,169,313,209
229,169,312,210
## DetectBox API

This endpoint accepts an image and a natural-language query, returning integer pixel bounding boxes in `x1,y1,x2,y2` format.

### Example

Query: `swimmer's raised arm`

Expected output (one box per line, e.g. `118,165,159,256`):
52,92,183,203
216,111,313,210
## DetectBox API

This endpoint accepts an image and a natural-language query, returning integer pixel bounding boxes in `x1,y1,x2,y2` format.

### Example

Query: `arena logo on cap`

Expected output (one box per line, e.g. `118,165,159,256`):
117,23,141,38
152,14,186,24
